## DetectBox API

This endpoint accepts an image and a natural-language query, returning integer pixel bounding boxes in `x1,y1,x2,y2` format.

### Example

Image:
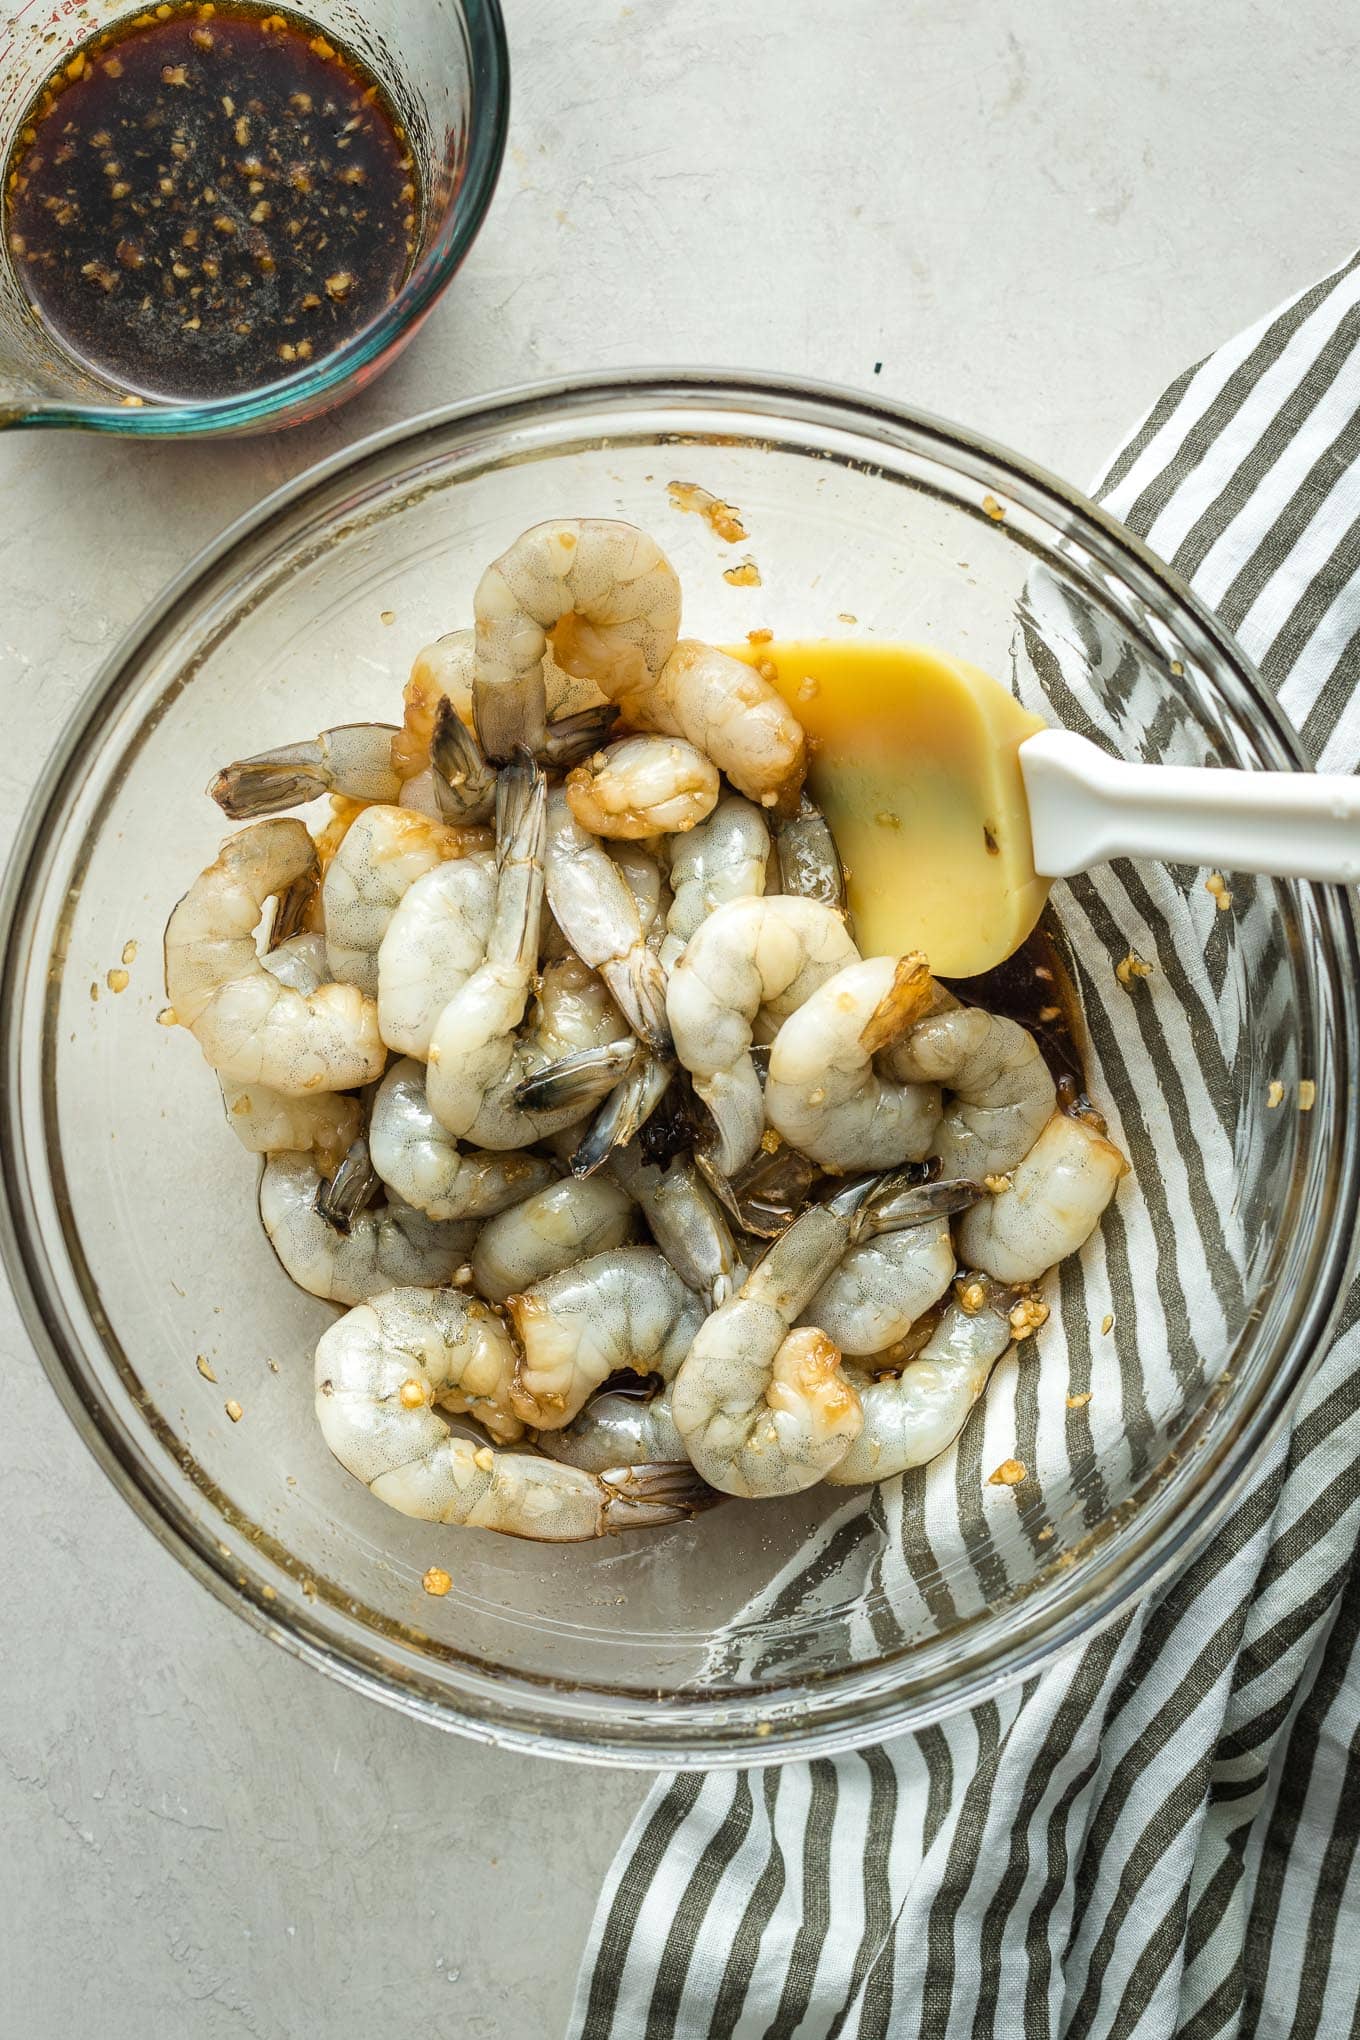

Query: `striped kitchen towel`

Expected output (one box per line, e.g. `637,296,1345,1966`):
569,249,1360,2040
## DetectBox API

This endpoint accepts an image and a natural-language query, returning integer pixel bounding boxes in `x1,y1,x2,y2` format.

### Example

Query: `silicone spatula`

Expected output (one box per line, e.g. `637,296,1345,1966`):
739,639,1360,978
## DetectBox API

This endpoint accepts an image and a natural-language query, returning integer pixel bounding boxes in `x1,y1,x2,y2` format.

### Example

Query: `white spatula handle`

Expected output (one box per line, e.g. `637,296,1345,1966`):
1020,729,1360,884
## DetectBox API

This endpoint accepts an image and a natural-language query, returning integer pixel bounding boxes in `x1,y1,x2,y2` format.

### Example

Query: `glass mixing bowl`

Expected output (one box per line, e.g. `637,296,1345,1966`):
0,0,508,434
3,371,1357,1765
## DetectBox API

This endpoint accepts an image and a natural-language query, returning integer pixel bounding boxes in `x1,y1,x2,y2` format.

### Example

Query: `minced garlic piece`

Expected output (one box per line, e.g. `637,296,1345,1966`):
988,1457,1027,1487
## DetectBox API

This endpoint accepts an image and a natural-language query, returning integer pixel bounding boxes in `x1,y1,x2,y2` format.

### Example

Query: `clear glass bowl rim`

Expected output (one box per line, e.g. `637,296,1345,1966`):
4,366,1358,1766
2,0,510,436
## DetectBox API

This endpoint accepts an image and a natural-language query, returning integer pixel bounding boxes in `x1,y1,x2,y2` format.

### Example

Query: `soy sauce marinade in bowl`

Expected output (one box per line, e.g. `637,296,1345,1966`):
5,4,418,402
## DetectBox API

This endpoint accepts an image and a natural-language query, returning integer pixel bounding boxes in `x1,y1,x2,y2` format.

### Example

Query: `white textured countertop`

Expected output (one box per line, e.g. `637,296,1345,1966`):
2,3,1355,2033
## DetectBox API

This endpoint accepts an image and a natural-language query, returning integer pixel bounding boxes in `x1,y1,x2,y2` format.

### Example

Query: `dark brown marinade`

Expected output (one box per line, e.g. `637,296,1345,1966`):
5,2,417,401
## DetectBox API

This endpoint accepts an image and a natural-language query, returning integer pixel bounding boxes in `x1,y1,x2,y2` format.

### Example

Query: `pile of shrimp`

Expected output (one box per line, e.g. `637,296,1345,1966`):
163,516,1128,1547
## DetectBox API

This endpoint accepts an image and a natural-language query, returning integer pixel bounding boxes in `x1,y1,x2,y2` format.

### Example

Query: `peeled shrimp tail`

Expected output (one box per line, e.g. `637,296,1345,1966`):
512,1039,640,1117
569,1050,674,1176
488,759,549,973
542,704,620,767
774,794,847,912
608,1143,743,1308
209,724,402,818
315,1134,382,1229
429,697,497,824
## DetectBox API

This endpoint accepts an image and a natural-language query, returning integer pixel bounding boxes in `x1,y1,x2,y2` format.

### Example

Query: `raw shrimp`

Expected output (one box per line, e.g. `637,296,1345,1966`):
216,935,362,1168
323,804,491,997
426,774,631,1147
539,1385,688,1475
670,1177,901,1498
886,1004,1057,1179
805,1179,979,1355
660,794,770,970
316,1284,524,1451
376,852,496,1060
955,1112,1127,1283
608,1143,743,1309
315,1286,712,1539
774,792,846,912
209,724,402,819
260,1152,479,1306
473,519,682,761
826,1286,1017,1485
509,1245,706,1430
544,790,672,1052
471,1174,636,1304
618,639,807,813
164,819,385,1095
369,1059,556,1221
565,735,719,840
394,627,616,782
764,953,943,1172
322,1407,710,1541
666,895,859,1174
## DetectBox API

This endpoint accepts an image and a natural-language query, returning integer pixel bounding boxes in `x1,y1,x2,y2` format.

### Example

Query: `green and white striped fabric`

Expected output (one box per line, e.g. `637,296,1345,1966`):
569,252,1360,2040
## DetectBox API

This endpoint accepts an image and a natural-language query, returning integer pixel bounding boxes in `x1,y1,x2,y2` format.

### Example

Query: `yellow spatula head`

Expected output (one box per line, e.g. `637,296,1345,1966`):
732,641,1049,976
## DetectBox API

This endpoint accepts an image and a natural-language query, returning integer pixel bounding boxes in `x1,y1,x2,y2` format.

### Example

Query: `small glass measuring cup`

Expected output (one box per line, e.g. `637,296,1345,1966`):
0,0,508,435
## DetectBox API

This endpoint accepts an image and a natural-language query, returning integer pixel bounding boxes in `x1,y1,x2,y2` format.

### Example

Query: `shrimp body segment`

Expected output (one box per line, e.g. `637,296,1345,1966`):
955,1112,1127,1283
620,640,807,813
474,519,682,762
765,953,945,1173
807,1212,959,1357
826,1288,1016,1485
260,1153,479,1306
370,1059,556,1222
671,1207,861,1498
216,934,362,1167
565,735,719,840
509,1245,706,1431
316,1284,524,1458
660,793,770,969
164,819,385,1095
544,790,672,1053
323,804,491,998
667,895,859,1174
886,1005,1057,1180
471,1174,637,1305
220,1082,361,1174
376,852,496,1060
